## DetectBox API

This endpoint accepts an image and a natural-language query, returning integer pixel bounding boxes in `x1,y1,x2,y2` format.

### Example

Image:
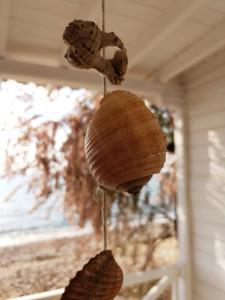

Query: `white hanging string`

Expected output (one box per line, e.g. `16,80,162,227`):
101,0,107,251
102,0,107,96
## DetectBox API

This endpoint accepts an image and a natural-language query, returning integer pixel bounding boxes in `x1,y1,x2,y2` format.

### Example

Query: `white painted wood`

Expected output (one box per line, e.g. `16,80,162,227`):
183,49,225,88
9,288,64,300
13,0,83,19
142,275,175,300
11,5,68,30
191,184,225,201
107,0,163,25
192,294,205,300
190,176,225,194
8,292,122,300
187,88,225,118
157,18,225,82
0,59,182,106
207,0,225,14
189,143,225,161
192,201,225,225
10,291,123,300
185,62,225,91
190,6,224,26
123,265,178,288
155,31,196,55
177,19,210,38
129,0,174,11
143,32,199,76
128,0,206,69
0,0,11,57
174,106,192,300
9,19,61,50
172,278,178,300
134,49,175,75
188,131,212,148
193,251,225,293
192,220,225,243
193,235,225,258
194,280,225,300
188,109,225,132
7,41,59,66
183,48,225,299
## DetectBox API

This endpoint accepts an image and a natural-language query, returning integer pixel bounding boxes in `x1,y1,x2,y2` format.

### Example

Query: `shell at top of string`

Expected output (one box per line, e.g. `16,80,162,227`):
63,19,128,85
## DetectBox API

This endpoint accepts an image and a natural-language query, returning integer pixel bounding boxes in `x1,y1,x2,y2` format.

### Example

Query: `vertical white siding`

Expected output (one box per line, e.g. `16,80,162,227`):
183,48,225,299
174,107,192,300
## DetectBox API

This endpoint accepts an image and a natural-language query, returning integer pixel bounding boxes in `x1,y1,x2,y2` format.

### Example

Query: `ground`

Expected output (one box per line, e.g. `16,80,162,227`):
0,223,178,300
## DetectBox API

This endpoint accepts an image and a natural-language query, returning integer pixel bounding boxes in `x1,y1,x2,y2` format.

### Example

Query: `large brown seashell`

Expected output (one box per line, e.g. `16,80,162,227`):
85,90,166,195
61,250,123,300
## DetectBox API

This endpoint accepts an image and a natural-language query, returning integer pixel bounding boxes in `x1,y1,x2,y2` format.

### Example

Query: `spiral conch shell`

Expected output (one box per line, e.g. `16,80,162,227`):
60,250,123,300
85,90,166,195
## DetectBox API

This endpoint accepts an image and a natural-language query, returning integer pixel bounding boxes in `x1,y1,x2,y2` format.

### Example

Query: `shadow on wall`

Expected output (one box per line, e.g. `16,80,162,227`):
190,127,225,292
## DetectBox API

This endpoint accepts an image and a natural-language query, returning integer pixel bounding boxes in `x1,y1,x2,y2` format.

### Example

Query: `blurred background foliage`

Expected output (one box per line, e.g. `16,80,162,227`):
1,80,176,233
0,79,177,300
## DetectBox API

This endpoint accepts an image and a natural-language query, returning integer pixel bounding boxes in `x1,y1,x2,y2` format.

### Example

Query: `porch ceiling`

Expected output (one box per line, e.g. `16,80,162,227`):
1,0,225,99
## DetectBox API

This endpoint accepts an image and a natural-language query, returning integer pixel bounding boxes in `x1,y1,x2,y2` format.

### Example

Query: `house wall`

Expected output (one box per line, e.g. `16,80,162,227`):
182,48,225,300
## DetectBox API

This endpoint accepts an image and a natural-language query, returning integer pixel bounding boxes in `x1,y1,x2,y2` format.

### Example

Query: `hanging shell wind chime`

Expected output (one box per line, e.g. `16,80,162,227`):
61,1,166,299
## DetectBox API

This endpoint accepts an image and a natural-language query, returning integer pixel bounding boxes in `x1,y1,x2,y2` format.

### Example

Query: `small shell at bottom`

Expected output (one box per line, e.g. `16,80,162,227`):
60,250,123,300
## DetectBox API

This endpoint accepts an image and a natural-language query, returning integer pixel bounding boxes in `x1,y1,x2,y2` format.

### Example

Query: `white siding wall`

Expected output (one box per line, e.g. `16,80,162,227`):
183,48,225,300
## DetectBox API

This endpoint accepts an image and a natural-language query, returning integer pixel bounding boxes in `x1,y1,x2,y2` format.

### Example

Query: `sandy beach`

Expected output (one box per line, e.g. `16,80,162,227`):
0,224,177,300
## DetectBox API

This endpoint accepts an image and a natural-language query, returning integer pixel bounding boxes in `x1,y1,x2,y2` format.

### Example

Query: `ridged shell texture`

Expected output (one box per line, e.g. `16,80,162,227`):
60,250,123,300
85,90,166,194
